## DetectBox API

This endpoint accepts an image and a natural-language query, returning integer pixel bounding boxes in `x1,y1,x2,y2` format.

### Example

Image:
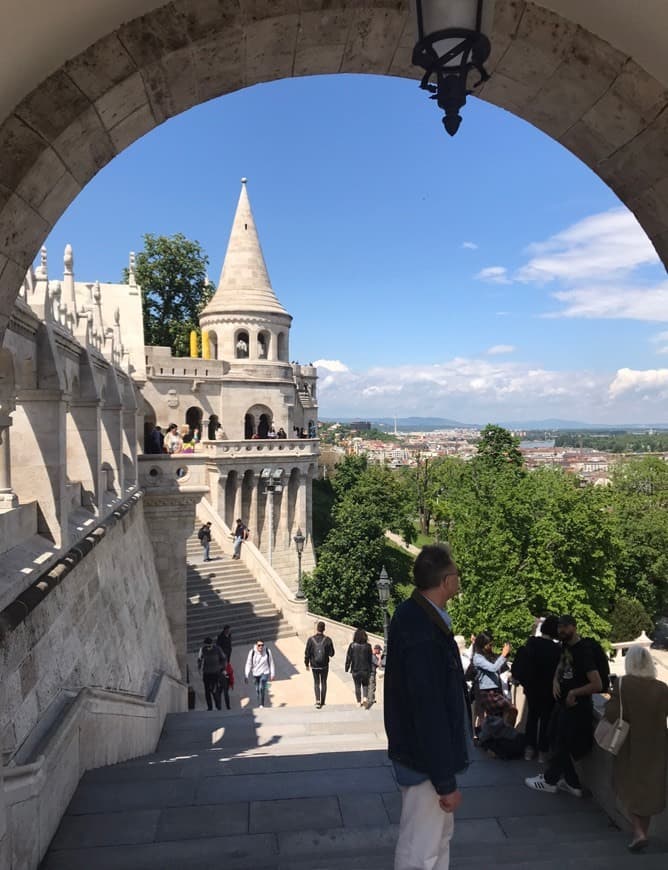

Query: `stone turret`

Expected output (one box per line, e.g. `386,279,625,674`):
199,179,292,363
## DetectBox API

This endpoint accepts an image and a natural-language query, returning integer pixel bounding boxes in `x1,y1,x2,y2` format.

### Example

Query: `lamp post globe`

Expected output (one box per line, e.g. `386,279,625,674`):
412,0,494,136
377,565,391,660
294,527,306,599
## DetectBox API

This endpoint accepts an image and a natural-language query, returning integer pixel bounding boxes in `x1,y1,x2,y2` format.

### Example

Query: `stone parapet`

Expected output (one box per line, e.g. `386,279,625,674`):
199,437,319,460
1,671,185,870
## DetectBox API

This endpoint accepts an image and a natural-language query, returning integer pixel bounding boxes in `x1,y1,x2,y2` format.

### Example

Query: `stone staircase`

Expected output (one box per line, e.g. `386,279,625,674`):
186,531,296,653
41,703,668,869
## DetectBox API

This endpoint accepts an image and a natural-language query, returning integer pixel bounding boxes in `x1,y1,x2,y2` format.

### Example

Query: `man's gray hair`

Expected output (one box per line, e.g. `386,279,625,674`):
624,644,656,679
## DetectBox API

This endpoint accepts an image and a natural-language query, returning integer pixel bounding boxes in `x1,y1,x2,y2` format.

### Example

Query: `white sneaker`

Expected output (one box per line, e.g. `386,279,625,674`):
557,779,583,798
524,774,557,794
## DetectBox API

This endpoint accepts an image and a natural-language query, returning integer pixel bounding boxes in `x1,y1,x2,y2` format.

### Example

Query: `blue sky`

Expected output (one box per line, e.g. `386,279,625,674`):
43,74,668,424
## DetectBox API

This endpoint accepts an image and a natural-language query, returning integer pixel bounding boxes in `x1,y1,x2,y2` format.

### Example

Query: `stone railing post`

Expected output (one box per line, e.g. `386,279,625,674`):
0,417,18,509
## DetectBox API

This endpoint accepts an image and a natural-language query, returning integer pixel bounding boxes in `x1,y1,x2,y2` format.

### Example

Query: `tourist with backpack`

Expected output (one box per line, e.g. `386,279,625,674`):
244,639,275,707
197,521,212,562
471,633,517,726
197,636,227,711
525,614,603,798
304,621,335,709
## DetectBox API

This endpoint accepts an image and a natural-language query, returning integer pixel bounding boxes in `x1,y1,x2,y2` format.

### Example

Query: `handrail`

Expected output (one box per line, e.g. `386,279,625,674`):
0,489,144,643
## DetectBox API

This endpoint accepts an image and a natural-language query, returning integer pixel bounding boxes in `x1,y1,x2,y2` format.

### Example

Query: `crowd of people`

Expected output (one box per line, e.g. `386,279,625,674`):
383,543,668,869
145,419,317,454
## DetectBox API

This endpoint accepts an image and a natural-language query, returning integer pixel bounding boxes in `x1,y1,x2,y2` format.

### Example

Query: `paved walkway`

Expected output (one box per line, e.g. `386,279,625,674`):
187,635,363,711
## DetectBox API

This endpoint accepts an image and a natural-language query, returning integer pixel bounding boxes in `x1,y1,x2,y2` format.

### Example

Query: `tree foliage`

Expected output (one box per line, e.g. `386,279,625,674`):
125,233,215,356
303,460,414,631
308,428,668,646
608,596,653,644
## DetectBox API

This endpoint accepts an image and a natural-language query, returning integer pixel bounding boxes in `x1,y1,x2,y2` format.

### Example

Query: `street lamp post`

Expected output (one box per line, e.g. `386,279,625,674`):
377,565,391,661
293,527,306,599
261,467,284,565
412,0,494,136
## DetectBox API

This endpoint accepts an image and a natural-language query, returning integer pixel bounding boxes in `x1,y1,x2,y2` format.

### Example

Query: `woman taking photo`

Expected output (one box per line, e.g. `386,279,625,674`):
603,645,668,852
472,632,517,727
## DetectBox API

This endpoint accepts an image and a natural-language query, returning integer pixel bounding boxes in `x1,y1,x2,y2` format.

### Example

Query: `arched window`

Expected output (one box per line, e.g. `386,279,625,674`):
185,406,203,438
235,330,249,358
258,413,270,439
277,331,287,361
257,331,269,359
208,330,218,360
244,413,255,439
208,414,220,440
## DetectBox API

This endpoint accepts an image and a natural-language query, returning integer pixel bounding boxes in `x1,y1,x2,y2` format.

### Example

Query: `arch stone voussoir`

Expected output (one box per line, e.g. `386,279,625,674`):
1,0,668,349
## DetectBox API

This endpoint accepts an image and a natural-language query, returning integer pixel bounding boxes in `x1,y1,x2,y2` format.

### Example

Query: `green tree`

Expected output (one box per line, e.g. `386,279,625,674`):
303,463,414,630
608,596,653,643
610,457,668,617
125,233,214,356
476,424,524,470
331,454,368,501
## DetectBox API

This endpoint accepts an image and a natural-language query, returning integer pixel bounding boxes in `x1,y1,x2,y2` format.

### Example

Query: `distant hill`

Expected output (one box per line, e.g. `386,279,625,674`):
320,416,668,432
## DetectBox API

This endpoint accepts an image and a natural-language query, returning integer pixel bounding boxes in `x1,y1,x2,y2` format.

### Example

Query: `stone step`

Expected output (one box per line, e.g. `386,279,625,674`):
185,531,294,654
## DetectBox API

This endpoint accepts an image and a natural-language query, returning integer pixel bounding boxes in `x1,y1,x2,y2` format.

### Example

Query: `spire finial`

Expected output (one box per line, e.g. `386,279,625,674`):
241,177,247,184
64,244,73,275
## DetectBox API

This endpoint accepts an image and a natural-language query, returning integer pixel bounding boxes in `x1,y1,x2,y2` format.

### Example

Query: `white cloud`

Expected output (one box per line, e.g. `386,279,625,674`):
486,345,515,356
609,368,668,399
315,355,620,420
517,208,660,285
462,241,478,250
546,283,668,320
475,266,511,284
651,331,668,354
312,358,349,373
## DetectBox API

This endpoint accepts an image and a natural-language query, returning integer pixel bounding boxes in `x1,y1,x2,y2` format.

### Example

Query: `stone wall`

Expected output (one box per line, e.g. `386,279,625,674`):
0,494,180,760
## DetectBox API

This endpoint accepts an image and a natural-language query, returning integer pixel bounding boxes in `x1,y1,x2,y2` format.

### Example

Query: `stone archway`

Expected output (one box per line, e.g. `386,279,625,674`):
0,0,667,345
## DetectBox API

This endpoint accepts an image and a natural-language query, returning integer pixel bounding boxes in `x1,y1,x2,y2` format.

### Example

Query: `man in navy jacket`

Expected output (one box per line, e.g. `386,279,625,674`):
384,544,472,870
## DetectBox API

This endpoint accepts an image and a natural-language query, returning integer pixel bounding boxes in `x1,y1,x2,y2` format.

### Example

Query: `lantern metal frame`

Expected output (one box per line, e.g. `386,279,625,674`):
412,0,492,136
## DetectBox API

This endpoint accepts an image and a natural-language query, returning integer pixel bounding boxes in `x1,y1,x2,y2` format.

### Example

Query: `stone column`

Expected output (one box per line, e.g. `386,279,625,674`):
295,469,308,538
122,407,138,488
0,418,18,509
249,471,260,542
233,471,243,523
12,390,69,547
67,401,102,511
143,494,200,679
100,404,123,502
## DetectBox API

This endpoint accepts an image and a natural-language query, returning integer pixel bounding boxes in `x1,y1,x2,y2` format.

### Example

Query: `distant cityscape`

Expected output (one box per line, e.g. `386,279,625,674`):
319,419,668,487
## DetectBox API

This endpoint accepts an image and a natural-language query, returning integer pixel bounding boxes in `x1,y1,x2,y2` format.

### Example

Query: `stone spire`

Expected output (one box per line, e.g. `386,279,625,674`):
201,179,288,317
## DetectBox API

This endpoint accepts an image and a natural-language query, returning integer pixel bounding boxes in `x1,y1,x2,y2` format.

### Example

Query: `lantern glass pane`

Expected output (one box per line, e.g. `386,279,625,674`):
416,0,495,39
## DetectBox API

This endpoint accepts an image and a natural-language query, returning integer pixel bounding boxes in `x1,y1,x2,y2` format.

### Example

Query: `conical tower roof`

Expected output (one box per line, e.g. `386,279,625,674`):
201,179,289,318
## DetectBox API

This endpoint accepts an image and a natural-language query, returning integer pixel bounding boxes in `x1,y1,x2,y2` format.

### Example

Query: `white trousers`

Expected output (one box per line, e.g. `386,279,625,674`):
394,779,454,870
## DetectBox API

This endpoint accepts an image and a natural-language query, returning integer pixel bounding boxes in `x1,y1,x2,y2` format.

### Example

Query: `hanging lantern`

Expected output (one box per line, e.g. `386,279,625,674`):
412,0,495,136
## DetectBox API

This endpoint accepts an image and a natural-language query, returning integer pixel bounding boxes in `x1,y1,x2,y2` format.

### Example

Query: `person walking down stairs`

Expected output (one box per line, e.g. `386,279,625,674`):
233,518,249,559
304,621,335,709
245,639,275,707
198,521,212,562
345,629,373,708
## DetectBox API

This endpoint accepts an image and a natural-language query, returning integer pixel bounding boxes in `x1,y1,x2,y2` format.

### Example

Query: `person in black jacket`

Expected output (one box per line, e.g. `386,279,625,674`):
511,615,561,762
345,629,373,708
216,625,232,663
304,621,335,709
384,544,472,870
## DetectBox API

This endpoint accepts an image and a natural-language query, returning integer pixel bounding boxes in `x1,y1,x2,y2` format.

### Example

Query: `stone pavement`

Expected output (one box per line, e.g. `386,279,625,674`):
42,701,668,869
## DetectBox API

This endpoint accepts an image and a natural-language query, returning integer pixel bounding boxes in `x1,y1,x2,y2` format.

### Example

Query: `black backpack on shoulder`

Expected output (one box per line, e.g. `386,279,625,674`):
580,638,610,693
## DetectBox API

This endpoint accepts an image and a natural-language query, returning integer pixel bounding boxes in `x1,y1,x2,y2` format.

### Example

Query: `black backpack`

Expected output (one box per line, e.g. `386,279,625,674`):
311,635,328,668
581,638,610,693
